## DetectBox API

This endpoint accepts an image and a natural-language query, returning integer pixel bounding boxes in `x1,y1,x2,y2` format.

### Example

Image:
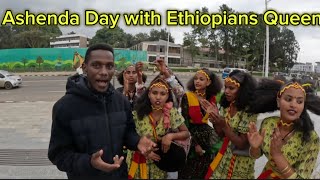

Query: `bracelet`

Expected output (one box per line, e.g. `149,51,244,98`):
249,146,261,159
282,167,292,175
280,165,289,173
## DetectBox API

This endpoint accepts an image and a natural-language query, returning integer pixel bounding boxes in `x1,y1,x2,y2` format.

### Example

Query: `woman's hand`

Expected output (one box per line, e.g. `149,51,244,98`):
247,122,265,149
146,152,161,162
161,133,172,153
270,127,284,158
195,144,205,156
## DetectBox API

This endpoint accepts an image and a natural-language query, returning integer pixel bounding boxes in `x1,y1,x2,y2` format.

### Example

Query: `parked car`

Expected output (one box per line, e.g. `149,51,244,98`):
222,67,248,79
0,70,22,89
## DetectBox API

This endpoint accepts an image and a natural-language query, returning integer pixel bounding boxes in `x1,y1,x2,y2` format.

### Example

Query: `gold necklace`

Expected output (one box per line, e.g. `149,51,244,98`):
279,119,294,127
151,105,163,111
195,90,206,97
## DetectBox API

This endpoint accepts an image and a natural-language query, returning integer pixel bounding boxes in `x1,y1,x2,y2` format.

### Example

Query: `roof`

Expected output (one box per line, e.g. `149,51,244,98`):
141,39,181,47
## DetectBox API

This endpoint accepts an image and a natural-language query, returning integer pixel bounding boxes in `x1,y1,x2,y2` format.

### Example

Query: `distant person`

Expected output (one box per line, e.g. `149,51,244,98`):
116,63,147,109
48,43,156,179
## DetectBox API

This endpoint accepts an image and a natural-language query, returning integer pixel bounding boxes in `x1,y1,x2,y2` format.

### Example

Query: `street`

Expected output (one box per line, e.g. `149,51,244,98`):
0,74,319,178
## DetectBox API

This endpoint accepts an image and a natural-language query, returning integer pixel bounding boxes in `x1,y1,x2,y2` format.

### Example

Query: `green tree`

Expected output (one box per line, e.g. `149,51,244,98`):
36,56,44,69
148,28,175,43
183,32,199,64
21,58,28,70
90,26,130,48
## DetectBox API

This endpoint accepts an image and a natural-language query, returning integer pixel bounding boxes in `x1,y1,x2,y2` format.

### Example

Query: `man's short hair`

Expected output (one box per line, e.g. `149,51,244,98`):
84,43,114,63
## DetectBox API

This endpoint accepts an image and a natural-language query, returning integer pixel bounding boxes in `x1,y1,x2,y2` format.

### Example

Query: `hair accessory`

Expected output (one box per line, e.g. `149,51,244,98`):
302,83,312,87
278,82,306,97
225,77,240,87
149,82,169,93
197,70,210,80
276,80,285,84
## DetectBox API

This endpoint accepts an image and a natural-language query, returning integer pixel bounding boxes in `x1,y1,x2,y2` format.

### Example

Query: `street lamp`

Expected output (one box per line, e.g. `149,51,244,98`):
265,0,272,77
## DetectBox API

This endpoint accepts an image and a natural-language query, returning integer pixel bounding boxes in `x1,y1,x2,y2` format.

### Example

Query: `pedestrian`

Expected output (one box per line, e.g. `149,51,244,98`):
247,78,320,179
126,77,190,179
116,63,147,109
48,43,156,179
178,68,223,179
205,69,258,179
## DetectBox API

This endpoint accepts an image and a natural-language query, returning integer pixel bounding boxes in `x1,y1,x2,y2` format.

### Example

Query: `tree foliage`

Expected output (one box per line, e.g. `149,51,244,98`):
184,4,300,71
0,25,62,49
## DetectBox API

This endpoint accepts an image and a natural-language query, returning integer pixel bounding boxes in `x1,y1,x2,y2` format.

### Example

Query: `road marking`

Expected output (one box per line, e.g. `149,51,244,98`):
47,91,65,93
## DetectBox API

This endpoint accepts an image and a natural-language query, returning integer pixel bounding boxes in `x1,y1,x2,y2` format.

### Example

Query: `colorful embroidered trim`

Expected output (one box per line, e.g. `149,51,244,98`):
197,70,210,80
195,90,206,97
278,82,306,97
227,154,237,179
279,119,294,127
225,77,240,87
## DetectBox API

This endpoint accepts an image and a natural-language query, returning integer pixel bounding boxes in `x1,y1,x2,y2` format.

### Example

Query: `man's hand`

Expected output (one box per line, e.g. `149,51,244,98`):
90,149,124,173
137,136,157,156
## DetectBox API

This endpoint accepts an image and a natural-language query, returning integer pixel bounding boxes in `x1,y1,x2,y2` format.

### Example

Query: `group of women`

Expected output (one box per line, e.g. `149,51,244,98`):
115,60,320,179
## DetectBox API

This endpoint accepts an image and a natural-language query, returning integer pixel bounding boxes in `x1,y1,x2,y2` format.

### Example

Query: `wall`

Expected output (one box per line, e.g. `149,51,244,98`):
0,48,147,71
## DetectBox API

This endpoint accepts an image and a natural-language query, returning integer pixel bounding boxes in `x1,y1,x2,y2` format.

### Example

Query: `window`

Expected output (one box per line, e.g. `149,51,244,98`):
168,58,180,64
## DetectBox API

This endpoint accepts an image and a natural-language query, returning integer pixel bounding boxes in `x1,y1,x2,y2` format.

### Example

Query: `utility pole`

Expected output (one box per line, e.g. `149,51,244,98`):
265,0,271,77
165,28,170,65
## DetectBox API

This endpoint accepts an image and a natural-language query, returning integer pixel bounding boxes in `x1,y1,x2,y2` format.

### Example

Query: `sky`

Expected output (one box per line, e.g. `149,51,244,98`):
1,0,320,64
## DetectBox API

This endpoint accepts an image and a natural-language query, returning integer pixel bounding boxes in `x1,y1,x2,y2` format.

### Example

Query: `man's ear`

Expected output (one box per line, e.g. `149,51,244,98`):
276,97,280,108
82,63,87,74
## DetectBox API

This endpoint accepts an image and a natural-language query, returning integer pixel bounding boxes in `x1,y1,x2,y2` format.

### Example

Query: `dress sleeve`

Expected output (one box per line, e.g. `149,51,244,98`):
237,112,258,134
170,108,185,130
293,131,320,179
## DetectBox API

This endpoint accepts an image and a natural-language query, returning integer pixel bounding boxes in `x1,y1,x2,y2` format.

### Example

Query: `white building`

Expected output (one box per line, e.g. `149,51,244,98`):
315,62,320,74
130,39,182,65
50,34,90,48
290,62,313,73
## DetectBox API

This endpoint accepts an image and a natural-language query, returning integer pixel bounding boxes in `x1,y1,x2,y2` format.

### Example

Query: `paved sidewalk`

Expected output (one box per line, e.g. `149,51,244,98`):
0,101,319,178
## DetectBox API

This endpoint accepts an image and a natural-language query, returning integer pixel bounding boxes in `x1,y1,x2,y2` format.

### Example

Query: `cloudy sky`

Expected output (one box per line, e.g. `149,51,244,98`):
2,0,320,64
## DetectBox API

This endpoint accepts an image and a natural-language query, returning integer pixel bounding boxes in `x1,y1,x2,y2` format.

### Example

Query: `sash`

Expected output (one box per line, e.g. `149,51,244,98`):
186,92,216,124
205,137,230,179
128,151,147,179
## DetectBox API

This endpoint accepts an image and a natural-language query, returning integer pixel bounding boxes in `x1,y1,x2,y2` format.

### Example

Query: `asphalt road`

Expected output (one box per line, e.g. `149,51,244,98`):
0,74,194,102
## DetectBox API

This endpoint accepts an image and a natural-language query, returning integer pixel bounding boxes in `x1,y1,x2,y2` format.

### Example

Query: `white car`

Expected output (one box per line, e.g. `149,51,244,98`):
0,70,22,89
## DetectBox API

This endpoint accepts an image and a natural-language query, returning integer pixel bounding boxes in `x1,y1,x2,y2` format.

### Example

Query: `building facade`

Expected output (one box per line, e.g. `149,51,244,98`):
50,34,90,48
290,62,314,73
130,39,182,65
315,62,320,74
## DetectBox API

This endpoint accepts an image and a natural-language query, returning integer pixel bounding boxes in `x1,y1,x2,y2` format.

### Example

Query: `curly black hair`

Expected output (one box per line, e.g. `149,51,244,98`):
84,43,113,64
134,78,174,120
116,66,147,86
220,69,257,111
186,68,222,100
248,78,320,142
